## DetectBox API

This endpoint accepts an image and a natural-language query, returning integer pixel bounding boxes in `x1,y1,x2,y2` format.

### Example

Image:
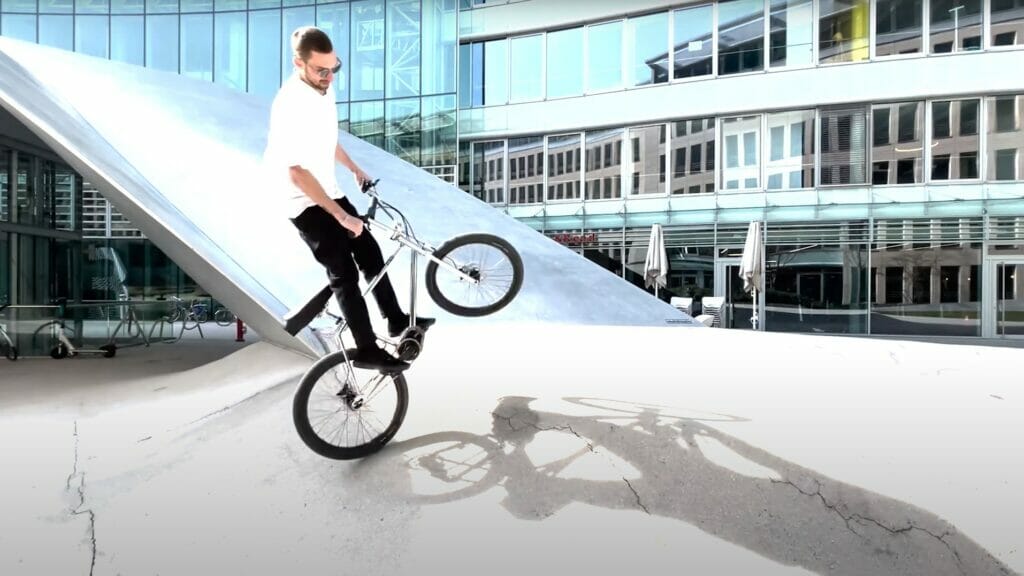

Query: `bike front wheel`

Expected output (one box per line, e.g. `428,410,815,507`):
293,351,409,460
213,308,235,327
425,233,524,317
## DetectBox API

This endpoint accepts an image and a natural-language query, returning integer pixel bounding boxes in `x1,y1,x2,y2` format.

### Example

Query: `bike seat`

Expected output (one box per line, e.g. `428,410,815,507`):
283,285,333,336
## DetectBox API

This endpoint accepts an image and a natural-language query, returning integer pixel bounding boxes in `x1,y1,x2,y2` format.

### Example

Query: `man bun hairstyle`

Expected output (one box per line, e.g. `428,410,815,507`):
292,26,333,62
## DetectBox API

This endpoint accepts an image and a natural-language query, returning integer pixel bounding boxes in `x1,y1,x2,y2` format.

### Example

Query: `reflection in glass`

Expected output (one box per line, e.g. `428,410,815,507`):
721,116,760,191
875,0,923,56
214,12,246,91
930,0,982,52
1,14,37,42
459,43,472,109
820,106,868,185
585,129,622,200
483,38,508,105
819,0,870,63
0,150,8,222
719,0,765,74
111,0,143,12
39,15,73,50
508,136,543,204
871,102,923,184
351,101,384,148
473,140,505,205
547,134,582,201
991,0,1024,47
247,10,279,98
2,0,36,11
40,0,73,13
626,12,669,86
510,35,543,102
111,15,144,66
75,15,109,59
626,125,666,195
458,141,471,193
317,2,350,101
147,0,178,13
770,0,814,67
766,110,814,189
996,262,1024,335
546,28,583,99
931,99,980,180
588,21,623,92
181,14,213,82
987,95,1024,181
421,94,456,167
77,0,109,13
387,0,421,98
147,15,179,73
872,219,981,336
422,0,457,94
670,118,716,194
351,0,385,101
673,4,713,78
385,98,420,165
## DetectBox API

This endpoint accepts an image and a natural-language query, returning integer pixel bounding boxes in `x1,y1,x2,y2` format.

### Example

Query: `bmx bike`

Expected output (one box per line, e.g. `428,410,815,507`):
285,179,524,460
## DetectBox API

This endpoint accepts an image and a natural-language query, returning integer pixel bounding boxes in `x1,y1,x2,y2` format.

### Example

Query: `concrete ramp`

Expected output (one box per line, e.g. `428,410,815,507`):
0,38,693,357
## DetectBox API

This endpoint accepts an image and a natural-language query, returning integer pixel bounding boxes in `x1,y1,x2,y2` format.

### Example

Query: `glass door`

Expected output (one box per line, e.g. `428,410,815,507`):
995,260,1024,338
714,258,754,329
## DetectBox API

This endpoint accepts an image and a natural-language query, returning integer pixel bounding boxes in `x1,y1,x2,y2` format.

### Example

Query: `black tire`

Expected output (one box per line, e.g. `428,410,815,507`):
214,308,235,327
100,344,117,358
293,351,409,460
51,343,69,359
2,341,16,361
425,233,524,317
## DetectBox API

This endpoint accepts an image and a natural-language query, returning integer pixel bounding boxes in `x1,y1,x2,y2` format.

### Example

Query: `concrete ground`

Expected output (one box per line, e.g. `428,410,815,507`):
0,324,1020,576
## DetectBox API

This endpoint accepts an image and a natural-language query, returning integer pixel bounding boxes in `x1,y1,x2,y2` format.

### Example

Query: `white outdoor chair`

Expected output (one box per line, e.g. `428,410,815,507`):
670,297,693,316
700,297,725,328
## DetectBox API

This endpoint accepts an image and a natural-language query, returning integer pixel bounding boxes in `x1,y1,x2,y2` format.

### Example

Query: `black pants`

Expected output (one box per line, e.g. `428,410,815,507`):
291,197,403,349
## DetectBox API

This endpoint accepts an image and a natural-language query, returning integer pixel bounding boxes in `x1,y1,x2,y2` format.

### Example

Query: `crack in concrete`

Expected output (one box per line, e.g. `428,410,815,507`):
623,477,651,515
771,478,969,576
181,381,292,429
492,412,597,454
67,420,97,576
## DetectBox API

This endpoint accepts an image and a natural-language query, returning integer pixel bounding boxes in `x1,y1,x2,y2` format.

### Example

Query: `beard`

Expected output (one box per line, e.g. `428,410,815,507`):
302,69,332,95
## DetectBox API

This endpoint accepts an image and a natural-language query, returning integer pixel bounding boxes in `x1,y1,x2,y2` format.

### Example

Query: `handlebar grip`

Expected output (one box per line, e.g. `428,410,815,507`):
368,198,378,220
360,178,380,194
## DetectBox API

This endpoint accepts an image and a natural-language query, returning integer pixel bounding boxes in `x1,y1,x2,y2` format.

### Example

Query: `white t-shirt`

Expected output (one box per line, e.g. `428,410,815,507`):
263,72,341,217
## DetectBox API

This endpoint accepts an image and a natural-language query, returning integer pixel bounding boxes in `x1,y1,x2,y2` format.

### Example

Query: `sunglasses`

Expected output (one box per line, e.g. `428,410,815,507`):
311,60,342,79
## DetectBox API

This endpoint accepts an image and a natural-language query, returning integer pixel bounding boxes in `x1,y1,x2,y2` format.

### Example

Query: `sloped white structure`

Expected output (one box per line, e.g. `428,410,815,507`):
0,38,693,355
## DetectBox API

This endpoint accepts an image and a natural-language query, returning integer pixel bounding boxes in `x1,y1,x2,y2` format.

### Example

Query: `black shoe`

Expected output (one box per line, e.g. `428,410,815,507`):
347,346,410,372
388,315,436,338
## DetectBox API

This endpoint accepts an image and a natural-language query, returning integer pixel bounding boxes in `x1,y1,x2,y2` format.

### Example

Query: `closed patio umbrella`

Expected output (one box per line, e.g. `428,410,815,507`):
644,223,669,298
739,221,763,330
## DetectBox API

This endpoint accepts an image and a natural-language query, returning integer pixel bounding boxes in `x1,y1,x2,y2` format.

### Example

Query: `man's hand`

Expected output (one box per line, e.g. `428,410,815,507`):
352,166,371,189
333,211,363,238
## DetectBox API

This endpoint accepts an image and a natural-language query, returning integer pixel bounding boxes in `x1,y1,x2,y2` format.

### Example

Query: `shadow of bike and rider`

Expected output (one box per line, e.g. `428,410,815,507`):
362,395,1014,576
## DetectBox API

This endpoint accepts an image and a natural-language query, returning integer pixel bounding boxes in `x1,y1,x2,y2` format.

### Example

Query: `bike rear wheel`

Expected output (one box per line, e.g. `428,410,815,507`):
214,308,235,327
293,351,409,460
425,233,524,317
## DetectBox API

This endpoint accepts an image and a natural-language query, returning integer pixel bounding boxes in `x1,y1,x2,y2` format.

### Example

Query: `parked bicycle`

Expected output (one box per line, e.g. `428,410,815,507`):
286,179,524,460
0,297,18,361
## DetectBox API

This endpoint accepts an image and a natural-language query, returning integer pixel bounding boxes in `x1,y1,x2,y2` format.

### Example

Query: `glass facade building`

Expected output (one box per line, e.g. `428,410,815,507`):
3,0,1024,343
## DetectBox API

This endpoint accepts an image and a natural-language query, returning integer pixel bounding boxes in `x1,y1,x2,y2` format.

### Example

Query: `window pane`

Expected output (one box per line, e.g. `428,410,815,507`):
111,0,142,13
248,10,280,98
819,0,870,63
587,21,622,92
820,106,868,184
2,0,36,11
39,0,73,13
873,107,891,145
673,4,713,79
459,43,472,108
548,134,581,200
586,129,621,199
546,27,583,99
930,99,980,180
671,118,715,194
39,15,73,50
766,110,814,189
76,0,108,14
875,0,923,56
509,136,543,204
317,2,350,101
214,12,246,92
473,140,505,205
770,0,814,67
987,95,1024,181
111,15,144,65
422,0,457,95
181,14,213,82
1,15,37,42
180,0,211,11
147,0,177,13
75,15,109,59
351,100,384,147
719,0,765,74
721,116,761,190
351,0,385,100
510,35,543,102
872,102,923,184
421,94,456,167
478,39,507,105
930,0,982,53
626,12,668,87
992,0,1024,47
385,98,420,164
386,0,420,98
147,15,179,73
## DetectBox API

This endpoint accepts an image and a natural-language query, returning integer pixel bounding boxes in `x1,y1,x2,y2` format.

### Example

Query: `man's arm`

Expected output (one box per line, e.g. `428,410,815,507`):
289,165,363,237
336,143,370,186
